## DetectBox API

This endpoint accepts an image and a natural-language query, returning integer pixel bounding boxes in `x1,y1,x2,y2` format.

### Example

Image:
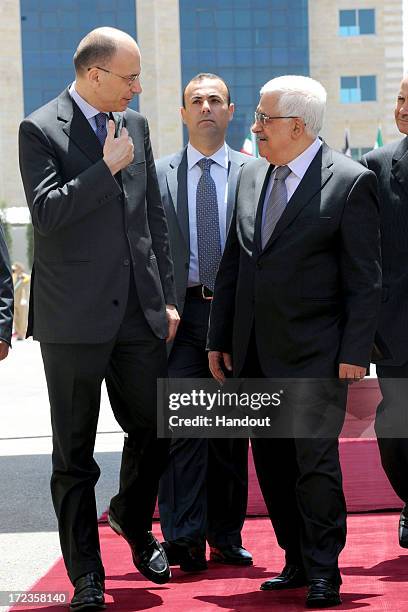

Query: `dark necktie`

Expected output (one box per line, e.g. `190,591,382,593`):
261,165,291,249
94,112,108,147
196,158,222,292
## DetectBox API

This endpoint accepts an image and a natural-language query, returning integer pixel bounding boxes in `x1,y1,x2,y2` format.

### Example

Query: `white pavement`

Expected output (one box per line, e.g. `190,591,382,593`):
0,340,125,611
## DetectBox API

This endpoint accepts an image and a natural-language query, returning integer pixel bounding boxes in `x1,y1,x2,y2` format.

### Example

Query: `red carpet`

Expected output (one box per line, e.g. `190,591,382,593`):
11,514,408,611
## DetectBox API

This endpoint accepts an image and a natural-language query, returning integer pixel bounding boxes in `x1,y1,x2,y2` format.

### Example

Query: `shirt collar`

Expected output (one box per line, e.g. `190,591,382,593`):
187,142,229,171
285,138,322,180
69,82,107,120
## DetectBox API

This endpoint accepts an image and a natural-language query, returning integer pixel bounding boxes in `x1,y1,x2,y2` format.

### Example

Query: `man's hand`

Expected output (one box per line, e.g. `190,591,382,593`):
208,351,232,384
0,340,9,361
165,305,180,343
103,120,134,175
339,363,366,383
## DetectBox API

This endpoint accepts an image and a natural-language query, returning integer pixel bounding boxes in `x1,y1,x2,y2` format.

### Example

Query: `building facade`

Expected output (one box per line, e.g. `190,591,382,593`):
0,0,404,261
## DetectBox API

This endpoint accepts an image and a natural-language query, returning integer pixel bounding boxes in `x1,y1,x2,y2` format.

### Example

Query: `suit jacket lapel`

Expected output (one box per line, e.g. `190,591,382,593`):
262,143,333,252
226,148,244,230
391,137,408,196
253,162,273,255
166,149,189,249
58,89,102,164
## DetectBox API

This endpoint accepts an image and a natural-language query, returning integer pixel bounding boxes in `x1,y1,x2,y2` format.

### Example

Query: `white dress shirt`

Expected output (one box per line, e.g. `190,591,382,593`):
262,138,323,226
186,142,229,286
69,82,112,133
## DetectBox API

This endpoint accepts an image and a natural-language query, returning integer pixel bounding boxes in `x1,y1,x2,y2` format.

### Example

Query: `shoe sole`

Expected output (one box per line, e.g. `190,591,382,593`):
306,597,341,608
108,512,171,584
260,581,307,590
210,554,253,566
70,603,106,611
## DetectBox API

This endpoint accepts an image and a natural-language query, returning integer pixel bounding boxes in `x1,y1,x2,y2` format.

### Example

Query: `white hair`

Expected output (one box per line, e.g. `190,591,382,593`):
260,75,327,138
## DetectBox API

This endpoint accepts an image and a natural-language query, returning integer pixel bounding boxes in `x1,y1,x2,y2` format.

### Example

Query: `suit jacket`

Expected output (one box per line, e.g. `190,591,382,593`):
19,88,176,343
155,146,249,316
208,143,382,377
0,223,13,345
362,138,408,366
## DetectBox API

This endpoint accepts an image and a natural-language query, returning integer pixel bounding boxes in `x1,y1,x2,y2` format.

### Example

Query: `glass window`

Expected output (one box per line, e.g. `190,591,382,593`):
198,10,214,28
350,147,372,160
271,11,286,26
360,75,376,101
217,49,234,65
215,10,233,27
339,9,375,36
339,10,356,28
359,9,375,34
234,10,250,27
254,10,267,27
254,48,271,67
217,29,234,48
340,76,376,103
234,29,252,47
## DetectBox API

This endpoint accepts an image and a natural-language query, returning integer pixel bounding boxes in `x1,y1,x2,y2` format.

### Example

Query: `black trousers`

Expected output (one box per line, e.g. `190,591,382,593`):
244,332,347,583
158,296,248,549
41,278,169,584
376,361,408,504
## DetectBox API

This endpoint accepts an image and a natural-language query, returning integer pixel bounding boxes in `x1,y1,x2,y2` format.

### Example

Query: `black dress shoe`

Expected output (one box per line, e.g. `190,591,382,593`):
108,511,171,584
306,578,341,608
210,545,253,566
260,564,307,590
70,572,106,611
161,540,207,572
399,505,408,548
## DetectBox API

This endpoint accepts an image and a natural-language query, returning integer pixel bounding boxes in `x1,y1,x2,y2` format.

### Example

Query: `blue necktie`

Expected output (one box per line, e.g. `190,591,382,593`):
196,158,222,292
261,165,291,249
94,112,108,147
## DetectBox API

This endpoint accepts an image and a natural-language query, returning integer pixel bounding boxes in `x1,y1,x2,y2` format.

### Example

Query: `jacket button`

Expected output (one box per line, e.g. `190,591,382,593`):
123,259,130,266
112,299,119,306
257,262,262,270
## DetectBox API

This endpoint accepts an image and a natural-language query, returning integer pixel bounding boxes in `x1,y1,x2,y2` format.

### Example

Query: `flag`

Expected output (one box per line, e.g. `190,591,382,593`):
342,128,351,157
241,131,258,157
374,125,383,149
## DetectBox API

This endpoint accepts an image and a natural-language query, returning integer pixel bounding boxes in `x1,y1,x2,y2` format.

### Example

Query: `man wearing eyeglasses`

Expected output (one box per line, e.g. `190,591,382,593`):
155,73,252,572
0,222,13,361
208,75,381,608
19,27,179,610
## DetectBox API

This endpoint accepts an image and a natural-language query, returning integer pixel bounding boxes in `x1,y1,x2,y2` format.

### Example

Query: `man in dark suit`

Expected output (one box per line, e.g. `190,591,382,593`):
0,223,13,361
19,27,179,610
361,74,408,548
156,73,252,571
208,75,381,608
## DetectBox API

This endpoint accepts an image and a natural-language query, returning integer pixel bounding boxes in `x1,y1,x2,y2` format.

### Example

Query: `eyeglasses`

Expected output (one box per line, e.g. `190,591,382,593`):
88,66,140,86
254,111,300,125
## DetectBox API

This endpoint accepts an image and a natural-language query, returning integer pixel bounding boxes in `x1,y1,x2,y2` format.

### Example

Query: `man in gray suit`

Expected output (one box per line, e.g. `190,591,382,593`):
19,27,179,610
156,73,252,572
0,223,13,361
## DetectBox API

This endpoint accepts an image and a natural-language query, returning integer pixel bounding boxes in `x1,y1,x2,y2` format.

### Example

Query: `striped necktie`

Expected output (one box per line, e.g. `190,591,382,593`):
261,165,291,249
